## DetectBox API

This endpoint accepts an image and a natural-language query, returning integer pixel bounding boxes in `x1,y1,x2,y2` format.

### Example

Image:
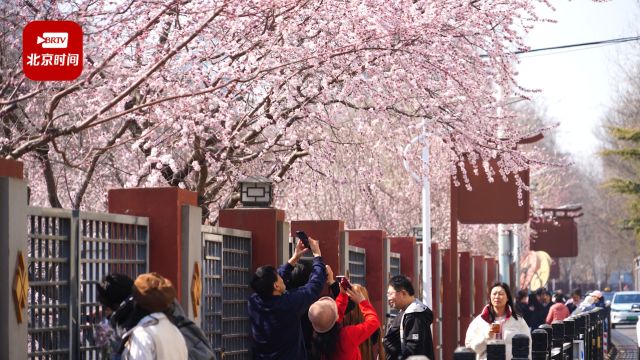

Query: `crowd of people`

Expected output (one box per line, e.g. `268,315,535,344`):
247,235,435,360
464,284,606,360
91,235,607,360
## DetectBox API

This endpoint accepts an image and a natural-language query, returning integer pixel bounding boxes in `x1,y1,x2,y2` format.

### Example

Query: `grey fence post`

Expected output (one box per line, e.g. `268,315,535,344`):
181,205,204,322
531,329,548,360
563,318,575,360
339,231,349,275
551,321,564,351
453,346,476,360
487,340,506,360
382,236,390,316
0,176,28,360
539,323,553,359
511,333,530,360
574,314,586,360
276,220,290,266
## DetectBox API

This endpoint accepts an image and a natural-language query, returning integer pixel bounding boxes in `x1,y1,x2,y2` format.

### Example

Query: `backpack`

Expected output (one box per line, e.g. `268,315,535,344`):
169,301,217,360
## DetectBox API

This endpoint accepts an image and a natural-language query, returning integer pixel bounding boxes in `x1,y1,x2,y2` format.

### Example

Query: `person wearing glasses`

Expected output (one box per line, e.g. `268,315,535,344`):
383,275,434,360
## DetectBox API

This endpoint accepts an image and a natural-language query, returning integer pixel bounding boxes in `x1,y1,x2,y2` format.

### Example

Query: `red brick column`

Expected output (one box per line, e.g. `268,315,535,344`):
441,249,459,360
219,208,285,272
108,187,197,301
486,257,497,285
291,220,345,275
459,251,473,345
473,255,487,316
0,159,23,179
389,236,417,282
348,230,386,321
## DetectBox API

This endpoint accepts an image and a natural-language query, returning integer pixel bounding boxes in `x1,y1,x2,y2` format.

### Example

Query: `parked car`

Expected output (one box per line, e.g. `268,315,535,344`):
602,290,615,304
610,291,640,328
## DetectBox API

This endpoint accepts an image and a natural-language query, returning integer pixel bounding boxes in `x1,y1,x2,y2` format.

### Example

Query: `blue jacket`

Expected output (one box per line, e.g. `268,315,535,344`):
248,256,326,359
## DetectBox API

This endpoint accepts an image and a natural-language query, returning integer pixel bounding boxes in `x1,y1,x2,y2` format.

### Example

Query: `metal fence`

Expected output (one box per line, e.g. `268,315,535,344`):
389,252,401,278
26,207,149,360
348,245,366,287
201,225,252,360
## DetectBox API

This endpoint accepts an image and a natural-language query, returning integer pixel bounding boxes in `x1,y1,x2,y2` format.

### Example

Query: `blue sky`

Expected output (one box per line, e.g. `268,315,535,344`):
517,0,640,167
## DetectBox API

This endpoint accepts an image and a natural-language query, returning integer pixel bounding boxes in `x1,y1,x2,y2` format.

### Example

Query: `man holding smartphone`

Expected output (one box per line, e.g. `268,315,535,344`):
247,235,326,359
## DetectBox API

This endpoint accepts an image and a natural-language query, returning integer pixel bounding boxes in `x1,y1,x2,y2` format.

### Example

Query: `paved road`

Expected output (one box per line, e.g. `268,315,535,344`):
611,324,638,359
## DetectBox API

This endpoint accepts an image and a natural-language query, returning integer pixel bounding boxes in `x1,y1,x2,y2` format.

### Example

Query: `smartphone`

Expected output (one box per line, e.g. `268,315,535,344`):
337,275,352,290
295,230,310,249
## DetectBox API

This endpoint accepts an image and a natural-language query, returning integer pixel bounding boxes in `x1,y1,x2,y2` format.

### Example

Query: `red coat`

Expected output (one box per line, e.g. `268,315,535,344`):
330,292,381,360
546,302,570,324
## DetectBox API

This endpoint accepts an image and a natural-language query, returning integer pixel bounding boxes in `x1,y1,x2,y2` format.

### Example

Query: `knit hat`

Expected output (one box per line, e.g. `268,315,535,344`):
308,296,339,333
133,273,176,313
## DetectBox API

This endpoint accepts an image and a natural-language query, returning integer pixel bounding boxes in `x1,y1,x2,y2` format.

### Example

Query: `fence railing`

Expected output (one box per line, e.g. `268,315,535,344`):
453,306,610,360
389,252,401,278
201,225,252,360
26,207,149,360
348,245,366,286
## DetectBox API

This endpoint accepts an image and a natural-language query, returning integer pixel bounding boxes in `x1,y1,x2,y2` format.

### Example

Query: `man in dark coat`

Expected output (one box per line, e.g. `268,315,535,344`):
529,288,552,330
247,237,326,359
515,289,532,328
384,275,434,360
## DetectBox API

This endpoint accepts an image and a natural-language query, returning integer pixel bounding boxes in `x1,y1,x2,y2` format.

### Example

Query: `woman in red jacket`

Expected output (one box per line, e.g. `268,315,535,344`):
308,285,381,360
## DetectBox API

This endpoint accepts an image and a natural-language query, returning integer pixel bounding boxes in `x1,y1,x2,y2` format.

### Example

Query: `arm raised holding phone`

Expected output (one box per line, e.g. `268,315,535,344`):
288,233,322,267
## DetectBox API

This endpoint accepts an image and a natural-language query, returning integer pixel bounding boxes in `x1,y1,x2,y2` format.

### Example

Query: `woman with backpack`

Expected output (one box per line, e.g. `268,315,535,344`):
96,273,216,360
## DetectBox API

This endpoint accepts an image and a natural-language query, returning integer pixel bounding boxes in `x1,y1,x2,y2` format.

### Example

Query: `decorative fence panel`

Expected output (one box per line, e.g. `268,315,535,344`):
348,245,366,287
389,252,401,278
201,225,252,360
26,207,149,360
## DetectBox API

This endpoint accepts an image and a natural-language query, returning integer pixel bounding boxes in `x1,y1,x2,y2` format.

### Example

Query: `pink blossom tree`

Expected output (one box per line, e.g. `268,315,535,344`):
1,0,557,230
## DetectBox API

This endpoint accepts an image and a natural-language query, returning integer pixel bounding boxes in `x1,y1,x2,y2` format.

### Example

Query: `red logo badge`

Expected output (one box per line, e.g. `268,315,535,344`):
23,21,83,81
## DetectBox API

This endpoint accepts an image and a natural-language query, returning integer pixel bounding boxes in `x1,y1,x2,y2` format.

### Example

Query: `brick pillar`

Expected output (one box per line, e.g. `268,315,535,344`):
108,187,197,301
219,208,286,272
348,230,388,321
473,255,487,316
459,251,473,345
486,257,497,286
291,220,345,275
0,159,23,179
389,236,418,283
0,159,28,360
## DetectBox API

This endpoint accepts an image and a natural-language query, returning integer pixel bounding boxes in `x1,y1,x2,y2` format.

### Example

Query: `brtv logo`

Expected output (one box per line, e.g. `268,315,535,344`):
23,21,83,81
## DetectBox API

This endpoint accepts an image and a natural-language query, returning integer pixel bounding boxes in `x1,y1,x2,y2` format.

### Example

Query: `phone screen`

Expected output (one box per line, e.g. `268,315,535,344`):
295,230,310,248
339,276,352,290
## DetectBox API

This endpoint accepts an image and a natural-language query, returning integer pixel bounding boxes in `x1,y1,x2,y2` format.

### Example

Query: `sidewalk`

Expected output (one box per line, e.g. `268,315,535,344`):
608,344,637,360
609,325,639,360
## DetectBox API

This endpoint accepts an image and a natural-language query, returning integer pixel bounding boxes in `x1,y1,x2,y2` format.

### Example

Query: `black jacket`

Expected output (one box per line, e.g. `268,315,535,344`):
383,300,434,360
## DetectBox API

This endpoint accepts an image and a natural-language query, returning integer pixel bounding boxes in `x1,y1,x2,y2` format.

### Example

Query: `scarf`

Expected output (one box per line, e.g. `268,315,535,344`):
480,304,512,324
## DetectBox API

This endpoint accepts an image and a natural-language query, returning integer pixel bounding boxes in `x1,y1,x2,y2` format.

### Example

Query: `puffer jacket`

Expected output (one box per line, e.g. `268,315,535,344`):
122,312,188,360
383,299,434,360
465,305,531,360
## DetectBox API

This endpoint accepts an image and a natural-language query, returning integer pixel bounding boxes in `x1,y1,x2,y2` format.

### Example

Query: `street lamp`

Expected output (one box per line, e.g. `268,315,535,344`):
403,130,432,308
238,176,273,208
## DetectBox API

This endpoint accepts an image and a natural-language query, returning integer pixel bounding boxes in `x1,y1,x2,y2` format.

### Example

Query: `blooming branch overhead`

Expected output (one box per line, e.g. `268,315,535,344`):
1,0,557,223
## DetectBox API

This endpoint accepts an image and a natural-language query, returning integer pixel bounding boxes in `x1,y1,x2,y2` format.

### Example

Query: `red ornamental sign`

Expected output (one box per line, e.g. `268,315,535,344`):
453,158,530,224
22,21,83,81
529,217,578,258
